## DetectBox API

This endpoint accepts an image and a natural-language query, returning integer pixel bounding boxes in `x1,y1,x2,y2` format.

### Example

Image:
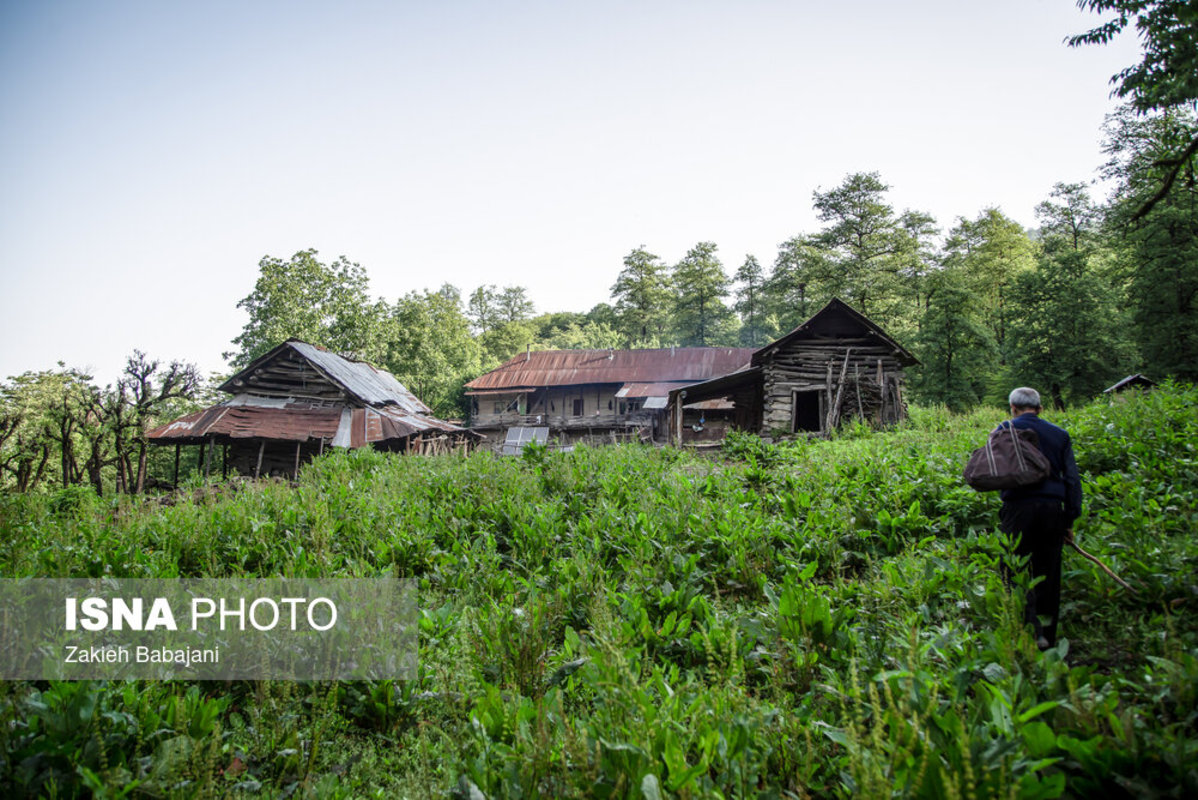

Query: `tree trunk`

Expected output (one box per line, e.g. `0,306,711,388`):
135,442,148,493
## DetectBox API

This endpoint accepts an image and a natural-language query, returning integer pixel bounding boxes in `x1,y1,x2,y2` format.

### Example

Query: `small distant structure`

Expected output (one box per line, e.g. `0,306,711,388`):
149,340,476,481
668,298,918,441
1103,374,1157,394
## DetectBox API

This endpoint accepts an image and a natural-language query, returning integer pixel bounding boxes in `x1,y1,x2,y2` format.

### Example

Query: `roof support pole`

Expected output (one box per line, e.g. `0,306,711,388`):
197,440,206,480
254,440,265,480
172,444,180,488
294,441,301,480
222,444,228,480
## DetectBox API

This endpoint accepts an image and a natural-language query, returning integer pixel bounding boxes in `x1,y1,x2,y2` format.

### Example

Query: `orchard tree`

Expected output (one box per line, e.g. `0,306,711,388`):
115,352,201,493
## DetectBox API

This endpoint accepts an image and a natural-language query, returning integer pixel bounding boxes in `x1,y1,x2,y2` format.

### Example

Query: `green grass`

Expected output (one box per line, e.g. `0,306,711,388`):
0,384,1195,798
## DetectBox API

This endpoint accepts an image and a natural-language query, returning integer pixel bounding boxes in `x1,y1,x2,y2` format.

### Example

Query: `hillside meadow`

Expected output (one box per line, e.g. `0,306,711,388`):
0,385,1195,798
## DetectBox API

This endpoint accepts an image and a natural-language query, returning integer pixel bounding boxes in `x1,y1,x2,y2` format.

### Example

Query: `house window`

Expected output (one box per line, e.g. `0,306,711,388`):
493,401,505,416
572,398,584,417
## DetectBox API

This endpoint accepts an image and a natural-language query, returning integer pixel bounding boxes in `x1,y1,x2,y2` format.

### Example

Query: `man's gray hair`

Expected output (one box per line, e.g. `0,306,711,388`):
1009,387,1042,409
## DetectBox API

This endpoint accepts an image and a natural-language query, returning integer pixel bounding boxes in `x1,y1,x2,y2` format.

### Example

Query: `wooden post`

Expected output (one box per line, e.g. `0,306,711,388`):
854,365,864,421
222,445,228,479
875,359,885,426
824,361,834,431
827,348,852,431
674,391,686,445
294,441,301,479
254,440,265,479
173,443,180,487
202,436,213,477
318,437,324,456
197,441,206,479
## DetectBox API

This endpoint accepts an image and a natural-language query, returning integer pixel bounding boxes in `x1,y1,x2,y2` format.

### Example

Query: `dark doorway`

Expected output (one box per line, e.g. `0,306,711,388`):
572,398,584,417
792,390,822,433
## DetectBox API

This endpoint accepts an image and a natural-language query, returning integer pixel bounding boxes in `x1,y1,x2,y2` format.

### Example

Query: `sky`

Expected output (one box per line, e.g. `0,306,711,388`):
0,0,1143,385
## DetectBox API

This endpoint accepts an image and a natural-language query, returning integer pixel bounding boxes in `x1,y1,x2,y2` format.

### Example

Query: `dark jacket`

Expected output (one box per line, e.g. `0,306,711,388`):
999,412,1083,523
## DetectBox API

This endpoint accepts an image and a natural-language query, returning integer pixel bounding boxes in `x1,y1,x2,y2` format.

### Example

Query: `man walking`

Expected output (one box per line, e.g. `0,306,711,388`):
999,387,1083,649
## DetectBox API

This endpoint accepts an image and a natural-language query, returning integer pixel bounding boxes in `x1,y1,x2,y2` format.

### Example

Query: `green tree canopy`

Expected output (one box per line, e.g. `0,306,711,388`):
1102,106,1198,379
228,249,388,368
941,208,1037,355
671,242,736,347
807,172,935,329
733,255,772,347
1070,0,1198,218
385,285,484,417
611,247,672,347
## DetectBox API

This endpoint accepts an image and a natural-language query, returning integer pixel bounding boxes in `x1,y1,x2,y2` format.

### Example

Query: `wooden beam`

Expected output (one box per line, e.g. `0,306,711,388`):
294,441,301,479
254,440,265,479
173,443,180,487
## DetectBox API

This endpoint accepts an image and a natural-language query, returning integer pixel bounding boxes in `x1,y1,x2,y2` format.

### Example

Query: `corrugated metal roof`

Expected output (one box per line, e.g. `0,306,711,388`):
287,341,431,412
153,339,476,447
149,405,343,443
149,401,475,445
220,340,431,413
1103,374,1156,393
465,348,753,393
615,382,693,399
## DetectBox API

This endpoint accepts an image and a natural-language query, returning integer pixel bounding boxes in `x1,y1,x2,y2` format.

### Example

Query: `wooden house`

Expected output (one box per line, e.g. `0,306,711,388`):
464,347,754,446
148,340,476,480
668,299,917,441
1103,374,1156,394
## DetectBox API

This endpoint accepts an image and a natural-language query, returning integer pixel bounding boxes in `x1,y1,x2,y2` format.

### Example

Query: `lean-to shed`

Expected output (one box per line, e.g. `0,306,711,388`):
668,299,918,441
149,340,476,480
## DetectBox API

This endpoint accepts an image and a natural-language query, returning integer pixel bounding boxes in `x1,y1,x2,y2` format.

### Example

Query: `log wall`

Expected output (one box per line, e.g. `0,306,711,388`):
759,337,908,434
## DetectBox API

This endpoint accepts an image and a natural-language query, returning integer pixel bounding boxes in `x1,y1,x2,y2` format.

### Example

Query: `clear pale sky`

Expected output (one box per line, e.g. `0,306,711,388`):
0,0,1141,385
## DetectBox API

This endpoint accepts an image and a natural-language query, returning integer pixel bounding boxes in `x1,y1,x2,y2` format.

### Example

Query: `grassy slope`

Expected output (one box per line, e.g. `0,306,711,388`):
0,385,1195,798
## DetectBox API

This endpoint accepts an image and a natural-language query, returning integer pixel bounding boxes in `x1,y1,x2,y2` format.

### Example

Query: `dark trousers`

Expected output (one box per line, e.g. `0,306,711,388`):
999,499,1067,646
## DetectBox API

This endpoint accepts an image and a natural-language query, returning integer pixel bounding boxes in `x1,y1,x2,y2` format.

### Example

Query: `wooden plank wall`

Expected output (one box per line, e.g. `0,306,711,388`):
760,337,907,433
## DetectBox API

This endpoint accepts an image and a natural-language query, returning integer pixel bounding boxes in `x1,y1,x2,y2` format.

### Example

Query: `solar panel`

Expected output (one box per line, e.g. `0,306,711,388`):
501,426,550,455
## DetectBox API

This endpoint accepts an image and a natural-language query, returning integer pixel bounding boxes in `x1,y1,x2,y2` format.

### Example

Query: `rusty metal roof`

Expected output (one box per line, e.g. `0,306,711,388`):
148,400,474,445
465,348,753,393
615,382,692,399
149,405,342,443
152,340,474,446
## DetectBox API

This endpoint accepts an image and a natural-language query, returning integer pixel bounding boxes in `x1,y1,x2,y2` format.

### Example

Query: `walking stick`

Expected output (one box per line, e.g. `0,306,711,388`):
1066,536,1137,594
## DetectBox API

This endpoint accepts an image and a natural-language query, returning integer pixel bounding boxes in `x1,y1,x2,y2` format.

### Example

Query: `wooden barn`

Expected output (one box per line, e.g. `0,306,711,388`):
668,299,918,441
149,340,476,480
